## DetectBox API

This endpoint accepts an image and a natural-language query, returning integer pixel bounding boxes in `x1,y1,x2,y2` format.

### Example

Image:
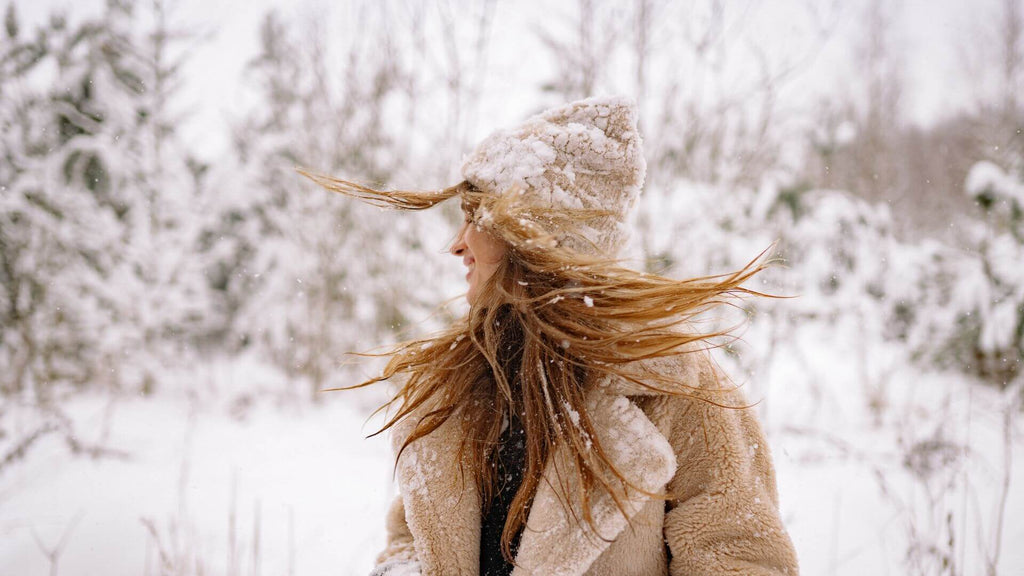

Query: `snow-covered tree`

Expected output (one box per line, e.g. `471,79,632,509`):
0,0,213,398
205,8,458,399
955,160,1024,385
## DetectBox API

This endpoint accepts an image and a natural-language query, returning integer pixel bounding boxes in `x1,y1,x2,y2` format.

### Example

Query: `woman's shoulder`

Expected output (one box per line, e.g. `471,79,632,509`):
599,342,757,437
596,341,721,398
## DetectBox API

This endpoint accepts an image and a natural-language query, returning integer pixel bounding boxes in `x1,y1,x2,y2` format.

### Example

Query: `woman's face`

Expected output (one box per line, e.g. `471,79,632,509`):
451,213,506,305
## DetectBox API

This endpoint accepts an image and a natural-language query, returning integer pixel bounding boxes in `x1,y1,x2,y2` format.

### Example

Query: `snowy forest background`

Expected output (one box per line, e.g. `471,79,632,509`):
2,0,1023,574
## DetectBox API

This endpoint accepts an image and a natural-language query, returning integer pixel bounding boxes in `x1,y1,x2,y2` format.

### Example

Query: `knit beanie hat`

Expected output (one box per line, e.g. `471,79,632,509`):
460,95,646,258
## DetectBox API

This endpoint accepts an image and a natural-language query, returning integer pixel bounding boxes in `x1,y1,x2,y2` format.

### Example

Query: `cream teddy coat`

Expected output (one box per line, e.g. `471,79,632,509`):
373,347,800,576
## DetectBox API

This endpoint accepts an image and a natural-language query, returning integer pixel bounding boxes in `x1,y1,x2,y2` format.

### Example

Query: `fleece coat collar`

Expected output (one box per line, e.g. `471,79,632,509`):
390,355,693,576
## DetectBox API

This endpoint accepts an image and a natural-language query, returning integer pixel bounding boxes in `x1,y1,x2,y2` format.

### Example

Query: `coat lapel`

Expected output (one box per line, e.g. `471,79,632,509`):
510,385,677,576
393,410,481,575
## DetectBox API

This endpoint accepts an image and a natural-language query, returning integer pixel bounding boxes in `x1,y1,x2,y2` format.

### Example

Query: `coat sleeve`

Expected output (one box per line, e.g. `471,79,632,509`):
374,494,419,566
373,374,421,569
660,362,799,575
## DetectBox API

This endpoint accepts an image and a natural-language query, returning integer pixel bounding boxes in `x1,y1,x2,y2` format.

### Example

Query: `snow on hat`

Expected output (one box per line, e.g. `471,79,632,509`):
460,95,646,257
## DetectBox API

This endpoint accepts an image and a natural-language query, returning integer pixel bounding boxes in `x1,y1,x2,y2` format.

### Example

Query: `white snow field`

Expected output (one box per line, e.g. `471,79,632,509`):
0,354,396,576
2,328,1021,575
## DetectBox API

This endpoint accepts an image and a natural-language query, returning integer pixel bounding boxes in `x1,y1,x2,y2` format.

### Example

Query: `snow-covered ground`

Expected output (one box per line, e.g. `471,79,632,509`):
2,327,1021,575
0,355,396,576
764,320,1024,575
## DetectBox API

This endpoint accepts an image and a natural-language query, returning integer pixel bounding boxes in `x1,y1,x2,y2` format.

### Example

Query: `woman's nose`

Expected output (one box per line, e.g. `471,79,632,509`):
450,223,468,256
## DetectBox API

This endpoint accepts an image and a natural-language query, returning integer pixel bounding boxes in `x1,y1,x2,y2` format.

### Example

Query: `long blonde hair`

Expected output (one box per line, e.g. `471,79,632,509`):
298,168,784,562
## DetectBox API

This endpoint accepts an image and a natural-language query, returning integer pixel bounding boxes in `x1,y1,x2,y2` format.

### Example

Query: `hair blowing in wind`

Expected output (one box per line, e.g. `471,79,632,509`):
298,166,789,563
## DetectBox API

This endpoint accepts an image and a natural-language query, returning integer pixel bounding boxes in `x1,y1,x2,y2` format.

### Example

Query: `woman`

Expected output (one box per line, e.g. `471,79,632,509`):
300,96,799,576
